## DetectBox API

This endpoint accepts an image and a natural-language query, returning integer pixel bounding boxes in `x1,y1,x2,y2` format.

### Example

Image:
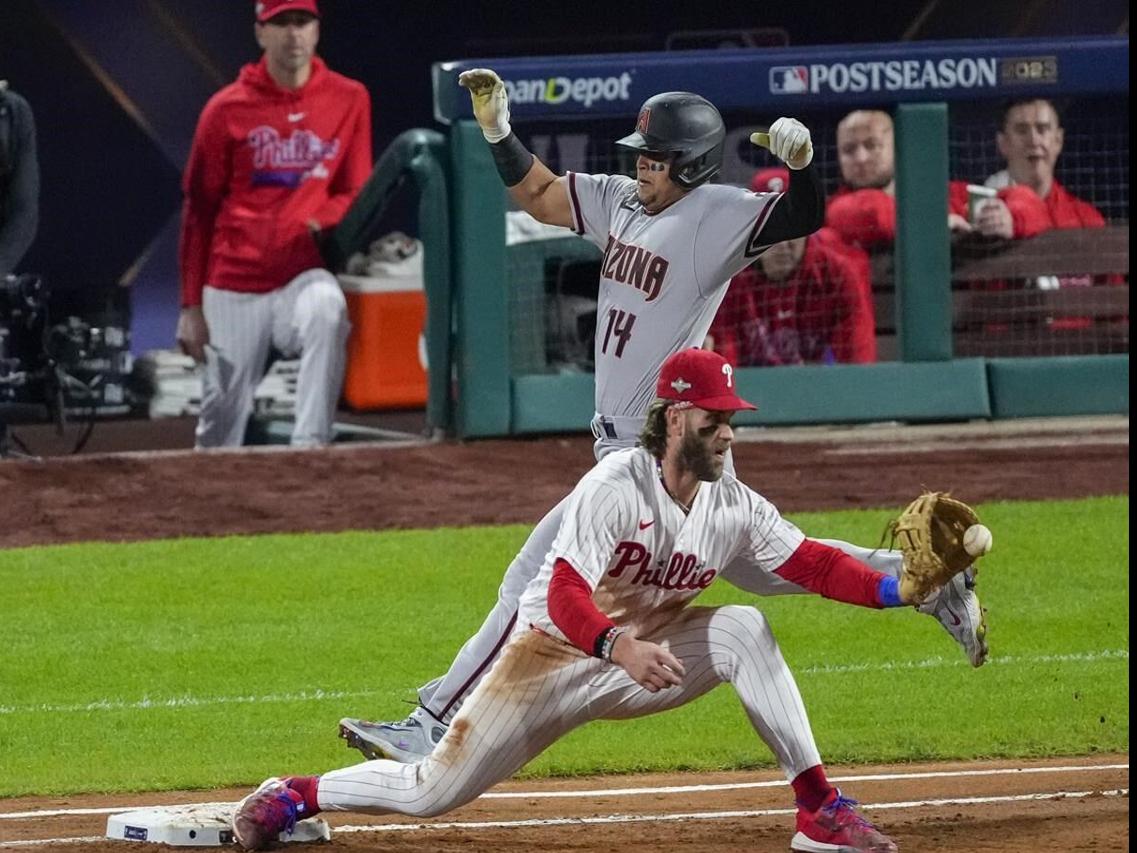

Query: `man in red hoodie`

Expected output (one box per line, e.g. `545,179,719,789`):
710,169,877,367
177,0,372,448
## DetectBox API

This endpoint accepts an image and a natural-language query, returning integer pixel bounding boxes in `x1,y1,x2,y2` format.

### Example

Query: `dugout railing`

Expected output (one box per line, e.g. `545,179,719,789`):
429,36,1128,437
323,128,452,435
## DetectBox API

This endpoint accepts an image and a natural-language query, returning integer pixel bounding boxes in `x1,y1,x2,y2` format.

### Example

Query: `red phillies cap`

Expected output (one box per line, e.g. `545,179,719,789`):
256,0,319,22
656,349,757,411
750,167,790,194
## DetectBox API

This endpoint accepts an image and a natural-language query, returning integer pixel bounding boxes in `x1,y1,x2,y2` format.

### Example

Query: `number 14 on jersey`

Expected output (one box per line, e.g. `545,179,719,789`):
601,308,636,358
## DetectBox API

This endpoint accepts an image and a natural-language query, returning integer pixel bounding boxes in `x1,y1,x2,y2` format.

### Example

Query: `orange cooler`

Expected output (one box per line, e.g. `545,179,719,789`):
339,267,428,410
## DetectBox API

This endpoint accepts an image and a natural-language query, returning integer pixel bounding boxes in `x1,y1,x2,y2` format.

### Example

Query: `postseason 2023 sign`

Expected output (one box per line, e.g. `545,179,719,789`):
432,35,1129,123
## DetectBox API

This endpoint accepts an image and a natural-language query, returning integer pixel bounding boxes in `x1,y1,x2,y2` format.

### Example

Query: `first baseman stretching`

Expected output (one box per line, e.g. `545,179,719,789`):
340,70,987,762
177,0,371,448
234,347,901,853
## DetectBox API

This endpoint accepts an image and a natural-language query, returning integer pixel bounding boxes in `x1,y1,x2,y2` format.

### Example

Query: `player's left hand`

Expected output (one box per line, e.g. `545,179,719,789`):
754,118,814,170
458,68,512,144
610,634,685,693
890,491,988,605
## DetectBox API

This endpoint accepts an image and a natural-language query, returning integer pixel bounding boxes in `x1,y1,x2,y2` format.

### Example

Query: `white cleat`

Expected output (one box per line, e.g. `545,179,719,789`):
920,569,989,667
338,706,447,763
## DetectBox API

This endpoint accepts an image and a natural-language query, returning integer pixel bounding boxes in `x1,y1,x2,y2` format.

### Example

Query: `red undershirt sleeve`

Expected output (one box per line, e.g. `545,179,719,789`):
548,558,617,655
774,538,889,608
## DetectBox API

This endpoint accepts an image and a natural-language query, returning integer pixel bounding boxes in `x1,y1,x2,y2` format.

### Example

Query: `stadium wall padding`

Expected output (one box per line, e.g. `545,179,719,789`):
986,356,1130,418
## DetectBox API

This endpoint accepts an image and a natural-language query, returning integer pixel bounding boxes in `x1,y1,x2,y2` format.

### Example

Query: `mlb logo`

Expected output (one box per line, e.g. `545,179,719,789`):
770,66,808,94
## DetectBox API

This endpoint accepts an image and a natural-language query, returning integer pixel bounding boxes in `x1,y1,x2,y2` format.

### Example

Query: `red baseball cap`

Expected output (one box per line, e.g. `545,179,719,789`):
255,0,319,22
750,167,790,194
656,349,757,411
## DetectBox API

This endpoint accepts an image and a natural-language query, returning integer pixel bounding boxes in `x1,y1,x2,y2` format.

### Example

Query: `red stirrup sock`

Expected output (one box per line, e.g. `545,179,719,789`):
791,764,834,813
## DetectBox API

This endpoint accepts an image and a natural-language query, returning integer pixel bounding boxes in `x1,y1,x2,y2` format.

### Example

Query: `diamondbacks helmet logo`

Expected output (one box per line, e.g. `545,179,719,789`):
614,92,726,190
636,107,651,134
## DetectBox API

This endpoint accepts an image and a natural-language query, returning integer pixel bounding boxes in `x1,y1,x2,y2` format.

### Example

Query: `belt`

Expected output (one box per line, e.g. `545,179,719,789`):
590,414,645,442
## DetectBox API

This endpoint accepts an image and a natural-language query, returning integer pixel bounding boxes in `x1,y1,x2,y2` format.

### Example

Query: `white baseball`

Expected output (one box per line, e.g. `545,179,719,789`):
963,524,993,557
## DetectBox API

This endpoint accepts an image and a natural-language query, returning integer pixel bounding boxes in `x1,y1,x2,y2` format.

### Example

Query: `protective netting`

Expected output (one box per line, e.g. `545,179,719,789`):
504,96,1128,374
948,97,1129,357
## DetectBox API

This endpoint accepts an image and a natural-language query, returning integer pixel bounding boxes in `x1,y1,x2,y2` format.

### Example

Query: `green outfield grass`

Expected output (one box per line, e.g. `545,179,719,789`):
0,496,1127,797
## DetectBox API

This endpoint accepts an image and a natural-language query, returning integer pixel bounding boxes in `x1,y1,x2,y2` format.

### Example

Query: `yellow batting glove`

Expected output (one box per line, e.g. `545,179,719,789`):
458,68,512,144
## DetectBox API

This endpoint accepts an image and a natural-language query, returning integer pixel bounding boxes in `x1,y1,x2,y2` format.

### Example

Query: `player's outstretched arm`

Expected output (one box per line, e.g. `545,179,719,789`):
458,68,572,228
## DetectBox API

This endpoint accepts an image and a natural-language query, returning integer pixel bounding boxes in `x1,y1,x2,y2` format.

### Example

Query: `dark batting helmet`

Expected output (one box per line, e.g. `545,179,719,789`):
615,92,726,189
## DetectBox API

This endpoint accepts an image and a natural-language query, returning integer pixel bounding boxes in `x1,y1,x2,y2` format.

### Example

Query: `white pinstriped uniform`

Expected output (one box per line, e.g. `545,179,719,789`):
409,175,901,724
197,268,349,448
319,447,825,816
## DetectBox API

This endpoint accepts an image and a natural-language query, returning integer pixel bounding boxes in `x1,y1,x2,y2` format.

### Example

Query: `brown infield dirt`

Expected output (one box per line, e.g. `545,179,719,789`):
0,415,1129,851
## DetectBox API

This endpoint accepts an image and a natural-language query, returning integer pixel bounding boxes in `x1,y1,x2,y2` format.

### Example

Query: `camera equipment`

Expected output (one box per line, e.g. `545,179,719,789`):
1,274,132,457
0,273,50,401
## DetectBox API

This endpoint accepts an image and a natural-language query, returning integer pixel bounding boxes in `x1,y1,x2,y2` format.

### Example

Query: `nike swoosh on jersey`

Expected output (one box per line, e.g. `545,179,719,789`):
288,112,306,122
638,519,654,530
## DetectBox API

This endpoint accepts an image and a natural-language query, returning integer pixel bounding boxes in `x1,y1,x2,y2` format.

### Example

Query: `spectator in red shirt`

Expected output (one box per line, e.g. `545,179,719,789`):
966,98,1118,334
177,0,372,448
825,110,972,251
709,168,877,367
972,98,1105,241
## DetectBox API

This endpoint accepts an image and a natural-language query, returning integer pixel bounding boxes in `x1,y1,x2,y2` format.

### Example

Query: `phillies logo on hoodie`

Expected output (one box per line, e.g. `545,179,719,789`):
247,126,340,187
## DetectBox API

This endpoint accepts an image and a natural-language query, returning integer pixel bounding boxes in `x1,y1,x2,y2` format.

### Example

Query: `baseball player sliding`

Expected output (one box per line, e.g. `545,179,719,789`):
233,347,903,853
339,70,987,763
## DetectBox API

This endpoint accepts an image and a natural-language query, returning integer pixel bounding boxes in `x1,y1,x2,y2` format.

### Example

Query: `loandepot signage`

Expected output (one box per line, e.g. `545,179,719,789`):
504,73,635,108
770,57,999,95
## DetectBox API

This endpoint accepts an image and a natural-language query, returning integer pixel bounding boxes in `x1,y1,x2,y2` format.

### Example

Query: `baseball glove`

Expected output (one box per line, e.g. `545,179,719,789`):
889,491,983,604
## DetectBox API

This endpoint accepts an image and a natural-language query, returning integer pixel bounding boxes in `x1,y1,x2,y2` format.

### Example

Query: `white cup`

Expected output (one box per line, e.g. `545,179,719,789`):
967,184,997,223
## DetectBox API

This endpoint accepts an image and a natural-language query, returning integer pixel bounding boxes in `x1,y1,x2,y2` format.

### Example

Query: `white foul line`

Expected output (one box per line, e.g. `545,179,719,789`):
0,688,388,716
0,790,1126,847
480,763,1132,799
0,649,1126,717
0,763,1127,820
333,789,1130,834
0,838,106,848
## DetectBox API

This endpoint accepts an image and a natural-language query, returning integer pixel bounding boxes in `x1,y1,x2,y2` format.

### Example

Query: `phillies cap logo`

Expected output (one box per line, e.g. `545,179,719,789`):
636,107,651,134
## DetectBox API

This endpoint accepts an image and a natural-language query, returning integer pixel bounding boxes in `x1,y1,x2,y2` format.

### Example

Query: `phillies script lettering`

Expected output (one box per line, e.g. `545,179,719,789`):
247,127,340,169
608,542,716,590
601,235,668,302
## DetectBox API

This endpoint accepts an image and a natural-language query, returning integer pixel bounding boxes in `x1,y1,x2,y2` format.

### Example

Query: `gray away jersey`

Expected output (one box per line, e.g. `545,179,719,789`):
567,173,781,418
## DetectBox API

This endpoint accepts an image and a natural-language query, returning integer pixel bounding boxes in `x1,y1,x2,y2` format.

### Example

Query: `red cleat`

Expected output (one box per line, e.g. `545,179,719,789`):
232,777,304,851
791,788,898,852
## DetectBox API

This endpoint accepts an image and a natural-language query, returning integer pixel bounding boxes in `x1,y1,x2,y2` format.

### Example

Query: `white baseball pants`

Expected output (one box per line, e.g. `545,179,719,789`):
197,269,349,448
323,605,821,816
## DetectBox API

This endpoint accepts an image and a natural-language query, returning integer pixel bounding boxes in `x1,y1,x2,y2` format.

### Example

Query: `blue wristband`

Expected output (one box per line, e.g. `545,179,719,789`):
878,576,903,608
